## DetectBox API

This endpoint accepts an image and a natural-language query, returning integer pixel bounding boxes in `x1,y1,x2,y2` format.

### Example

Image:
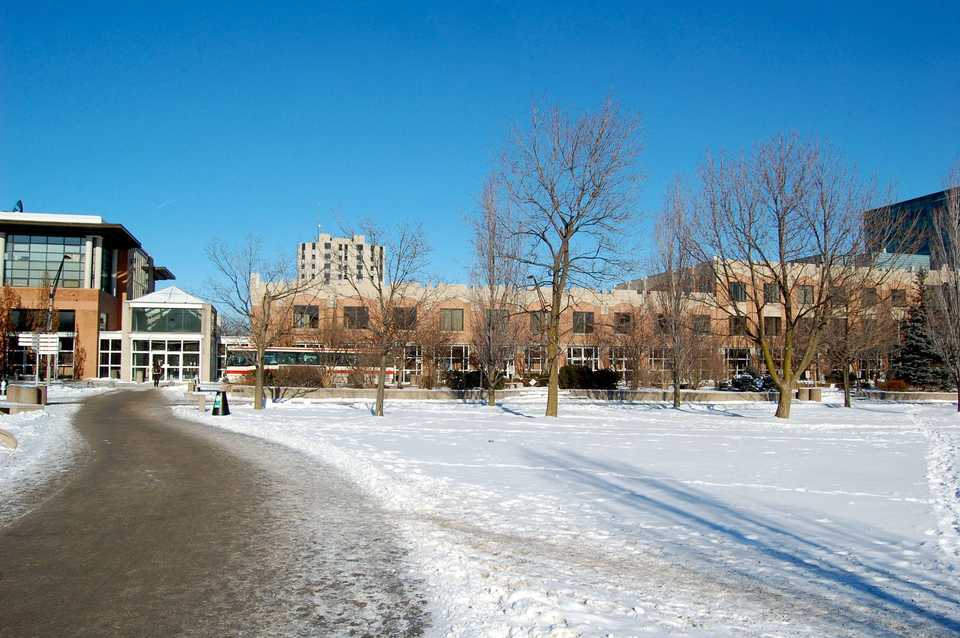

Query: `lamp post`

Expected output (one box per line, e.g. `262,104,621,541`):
44,254,72,380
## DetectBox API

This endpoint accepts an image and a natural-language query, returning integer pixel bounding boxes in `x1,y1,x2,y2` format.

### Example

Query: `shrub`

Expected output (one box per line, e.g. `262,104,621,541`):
558,365,621,389
445,370,482,390
591,368,622,390
265,366,328,389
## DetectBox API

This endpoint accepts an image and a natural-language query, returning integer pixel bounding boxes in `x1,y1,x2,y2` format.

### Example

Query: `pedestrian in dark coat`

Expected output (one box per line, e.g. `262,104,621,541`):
152,360,163,387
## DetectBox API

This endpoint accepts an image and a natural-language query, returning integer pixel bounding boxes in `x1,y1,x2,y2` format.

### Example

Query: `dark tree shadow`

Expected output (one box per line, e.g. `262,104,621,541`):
523,447,960,636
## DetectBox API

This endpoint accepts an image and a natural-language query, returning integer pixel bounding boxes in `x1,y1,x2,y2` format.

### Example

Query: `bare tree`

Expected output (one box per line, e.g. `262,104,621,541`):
821,284,901,407
0,286,21,380
650,181,698,407
606,296,651,390
470,177,526,406
415,308,452,390
342,222,432,416
206,236,314,410
690,135,892,419
503,100,642,416
924,170,960,411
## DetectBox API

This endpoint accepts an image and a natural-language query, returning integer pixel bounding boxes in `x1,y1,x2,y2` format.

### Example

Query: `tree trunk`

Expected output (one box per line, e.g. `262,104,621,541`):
254,362,265,410
842,366,852,408
672,369,681,408
775,382,792,419
546,326,559,417
487,382,496,407
375,353,387,417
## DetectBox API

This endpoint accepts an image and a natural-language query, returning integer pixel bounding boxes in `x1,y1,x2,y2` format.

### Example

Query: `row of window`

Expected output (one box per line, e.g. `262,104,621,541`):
728,282,909,307
296,306,720,336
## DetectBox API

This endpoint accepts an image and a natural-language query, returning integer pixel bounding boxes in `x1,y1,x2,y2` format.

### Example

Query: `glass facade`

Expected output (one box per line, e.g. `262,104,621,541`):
4,235,85,288
133,338,201,381
132,307,202,333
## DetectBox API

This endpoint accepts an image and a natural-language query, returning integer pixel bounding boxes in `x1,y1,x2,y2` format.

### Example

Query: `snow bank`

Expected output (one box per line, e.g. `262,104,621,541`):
0,384,111,525
175,393,960,636
910,409,960,565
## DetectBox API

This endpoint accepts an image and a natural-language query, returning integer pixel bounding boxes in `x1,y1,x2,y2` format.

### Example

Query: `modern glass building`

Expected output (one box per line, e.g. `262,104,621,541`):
101,287,219,383
0,212,176,380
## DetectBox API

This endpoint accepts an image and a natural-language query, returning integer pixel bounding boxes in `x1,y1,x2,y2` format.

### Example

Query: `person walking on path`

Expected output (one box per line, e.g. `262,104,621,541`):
152,359,163,387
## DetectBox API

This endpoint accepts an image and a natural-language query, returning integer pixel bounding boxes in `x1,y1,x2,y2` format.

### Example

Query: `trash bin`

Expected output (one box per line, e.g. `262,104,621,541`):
796,387,810,401
135,369,145,383
808,388,822,402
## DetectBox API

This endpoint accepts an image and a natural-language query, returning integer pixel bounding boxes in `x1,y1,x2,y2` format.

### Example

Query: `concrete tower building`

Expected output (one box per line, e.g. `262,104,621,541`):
297,230,385,285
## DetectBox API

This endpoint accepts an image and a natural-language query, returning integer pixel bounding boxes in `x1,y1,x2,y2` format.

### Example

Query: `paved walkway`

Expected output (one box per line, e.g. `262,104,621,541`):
0,390,426,637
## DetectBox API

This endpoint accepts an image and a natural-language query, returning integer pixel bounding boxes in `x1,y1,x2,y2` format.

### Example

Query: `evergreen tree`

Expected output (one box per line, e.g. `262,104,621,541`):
890,272,950,389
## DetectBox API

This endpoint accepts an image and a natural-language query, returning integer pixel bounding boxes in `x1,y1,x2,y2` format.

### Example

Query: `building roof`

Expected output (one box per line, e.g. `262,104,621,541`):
153,266,176,281
0,212,146,249
131,286,206,306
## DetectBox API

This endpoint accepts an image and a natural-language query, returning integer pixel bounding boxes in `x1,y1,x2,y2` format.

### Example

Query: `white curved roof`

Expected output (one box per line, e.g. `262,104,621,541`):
130,286,207,306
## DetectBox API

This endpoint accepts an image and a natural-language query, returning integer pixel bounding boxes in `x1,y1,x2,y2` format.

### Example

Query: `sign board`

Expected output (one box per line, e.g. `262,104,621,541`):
17,333,60,355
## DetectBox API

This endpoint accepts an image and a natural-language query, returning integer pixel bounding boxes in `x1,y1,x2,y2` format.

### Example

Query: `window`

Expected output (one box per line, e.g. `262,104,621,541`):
572,311,594,335
131,307,202,333
3,235,85,288
649,346,673,373
608,346,637,381
529,311,548,335
613,312,633,335
763,316,781,336
862,287,879,307
98,336,122,379
437,345,469,373
566,346,598,370
728,282,747,302
725,347,752,376
763,283,779,305
729,316,747,336
343,306,369,329
891,289,907,307
693,314,711,335
440,308,464,332
100,247,115,295
293,305,319,329
393,307,417,330
798,285,814,305
524,345,545,373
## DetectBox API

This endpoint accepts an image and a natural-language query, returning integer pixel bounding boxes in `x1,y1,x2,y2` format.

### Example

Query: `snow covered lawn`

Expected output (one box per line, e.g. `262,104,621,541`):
0,384,112,525
176,392,960,637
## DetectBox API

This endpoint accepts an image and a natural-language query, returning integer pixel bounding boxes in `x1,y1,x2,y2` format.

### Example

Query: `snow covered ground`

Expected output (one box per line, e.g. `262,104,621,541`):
0,384,112,526
175,391,960,637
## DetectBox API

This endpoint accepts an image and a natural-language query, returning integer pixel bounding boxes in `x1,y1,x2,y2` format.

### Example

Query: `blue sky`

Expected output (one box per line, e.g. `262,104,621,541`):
2,2,957,294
